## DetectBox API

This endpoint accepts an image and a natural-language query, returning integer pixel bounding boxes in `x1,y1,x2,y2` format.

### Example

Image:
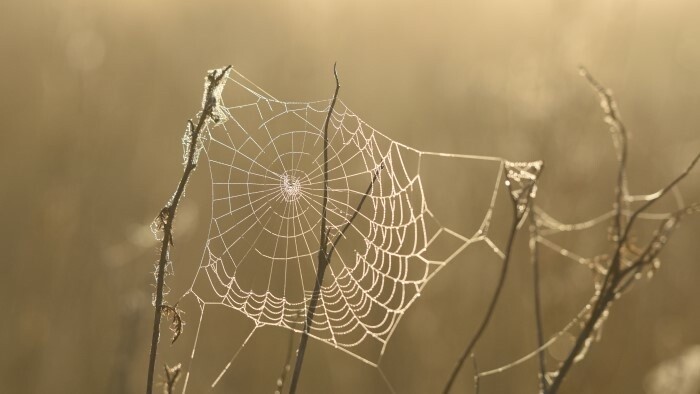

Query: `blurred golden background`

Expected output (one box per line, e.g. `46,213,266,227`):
2,0,699,393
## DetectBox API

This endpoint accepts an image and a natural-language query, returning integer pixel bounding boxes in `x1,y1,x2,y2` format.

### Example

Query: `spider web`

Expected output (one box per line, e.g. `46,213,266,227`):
474,73,697,384
171,67,534,390
167,67,695,392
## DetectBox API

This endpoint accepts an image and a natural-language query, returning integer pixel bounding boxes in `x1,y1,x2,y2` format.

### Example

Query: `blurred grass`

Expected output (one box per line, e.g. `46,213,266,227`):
1,0,699,392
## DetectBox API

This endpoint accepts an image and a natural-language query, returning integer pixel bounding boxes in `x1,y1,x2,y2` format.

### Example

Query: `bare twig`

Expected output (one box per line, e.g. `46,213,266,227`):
146,66,231,394
288,64,341,394
288,65,384,394
472,354,481,394
547,70,700,393
275,313,302,393
615,203,699,295
327,161,384,259
443,163,542,393
529,214,549,393
443,213,518,393
619,202,700,281
580,67,628,250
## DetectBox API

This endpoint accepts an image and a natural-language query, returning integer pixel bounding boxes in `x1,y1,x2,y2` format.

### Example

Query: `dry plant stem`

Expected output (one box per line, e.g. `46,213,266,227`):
288,65,383,394
549,154,700,394
288,64,340,394
275,316,299,393
529,214,549,393
548,153,699,393
472,355,481,394
615,203,698,295
546,274,617,393
581,68,628,249
547,71,700,391
620,201,700,281
548,71,641,393
328,162,384,259
146,66,231,394
443,201,521,393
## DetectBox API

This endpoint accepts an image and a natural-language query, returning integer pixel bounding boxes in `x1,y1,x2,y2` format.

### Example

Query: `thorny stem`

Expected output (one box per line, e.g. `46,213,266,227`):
547,71,700,393
288,64,340,394
529,214,549,393
443,182,534,393
146,66,231,394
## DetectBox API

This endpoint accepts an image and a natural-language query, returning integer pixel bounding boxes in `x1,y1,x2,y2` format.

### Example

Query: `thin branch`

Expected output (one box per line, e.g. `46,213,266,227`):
327,161,384,260
546,274,617,393
620,201,699,281
443,183,533,393
472,354,481,394
529,214,549,393
288,64,340,394
547,70,700,393
620,152,700,246
547,71,633,393
580,67,628,252
614,204,695,295
146,66,231,394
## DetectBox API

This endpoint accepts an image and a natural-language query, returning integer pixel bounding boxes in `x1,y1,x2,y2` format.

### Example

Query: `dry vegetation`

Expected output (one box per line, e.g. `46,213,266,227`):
146,67,699,394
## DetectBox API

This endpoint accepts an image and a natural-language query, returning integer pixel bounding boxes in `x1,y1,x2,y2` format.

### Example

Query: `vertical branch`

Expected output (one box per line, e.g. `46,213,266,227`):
287,66,384,394
580,67,628,252
443,161,542,393
443,209,519,393
288,64,340,394
529,213,549,393
146,66,231,394
443,178,539,393
546,70,632,393
472,354,481,394
275,313,301,393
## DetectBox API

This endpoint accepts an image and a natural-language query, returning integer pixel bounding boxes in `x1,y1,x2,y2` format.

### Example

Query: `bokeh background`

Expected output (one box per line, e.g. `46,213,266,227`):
2,0,700,393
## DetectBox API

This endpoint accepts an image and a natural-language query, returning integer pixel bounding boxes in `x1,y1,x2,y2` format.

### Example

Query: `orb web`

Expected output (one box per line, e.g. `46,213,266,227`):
169,67,696,391
175,67,516,390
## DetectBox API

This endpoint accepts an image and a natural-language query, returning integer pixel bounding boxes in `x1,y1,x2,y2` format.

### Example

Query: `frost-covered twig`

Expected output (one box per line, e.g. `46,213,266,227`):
146,66,231,394
547,71,700,393
580,67,629,251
